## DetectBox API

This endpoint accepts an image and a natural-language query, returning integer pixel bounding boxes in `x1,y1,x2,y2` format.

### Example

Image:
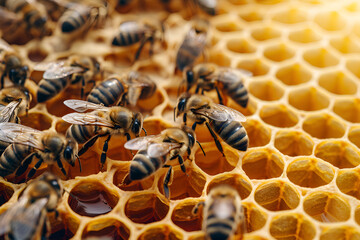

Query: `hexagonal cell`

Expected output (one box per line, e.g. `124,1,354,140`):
303,48,339,68
355,205,360,225
249,79,284,101
289,28,321,44
242,202,267,233
68,149,100,179
349,126,360,149
19,112,52,131
68,181,118,217
318,71,357,95
254,180,300,211
242,119,271,148
314,11,346,31
207,173,253,200
242,148,284,180
303,192,350,223
28,48,48,62
0,182,14,207
195,142,239,175
113,163,154,192
315,140,360,169
346,59,360,79
263,44,295,62
227,97,257,117
259,104,298,128
270,213,316,240
171,199,202,232
336,169,360,200
274,130,314,156
354,22,360,39
240,11,264,22
251,27,281,41
276,63,312,86
81,219,130,240
287,157,335,188
214,20,242,32
226,38,256,54
208,50,231,67
330,36,360,54
125,192,169,224
138,225,183,240
98,135,132,162
333,99,360,123
302,113,345,139
320,226,360,240
288,87,330,111
344,2,360,12
236,59,269,77
272,8,307,24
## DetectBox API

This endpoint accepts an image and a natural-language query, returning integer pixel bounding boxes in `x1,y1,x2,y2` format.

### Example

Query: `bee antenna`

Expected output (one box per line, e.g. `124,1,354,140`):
142,127,147,136
76,155,82,172
196,140,206,156
173,106,176,122
64,188,79,201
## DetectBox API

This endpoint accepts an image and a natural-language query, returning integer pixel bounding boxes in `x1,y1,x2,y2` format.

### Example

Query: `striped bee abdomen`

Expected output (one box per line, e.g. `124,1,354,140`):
223,80,248,108
112,22,145,46
0,143,33,177
87,78,125,106
66,124,100,144
37,77,69,103
129,149,166,181
61,9,88,33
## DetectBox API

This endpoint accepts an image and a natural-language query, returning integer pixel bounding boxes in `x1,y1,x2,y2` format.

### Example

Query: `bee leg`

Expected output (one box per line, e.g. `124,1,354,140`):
134,37,148,61
196,140,206,156
56,158,67,176
0,74,4,89
192,201,205,215
195,85,200,94
148,36,155,57
215,87,224,105
121,173,132,186
163,165,173,199
100,134,111,170
27,158,44,180
183,113,187,125
125,133,135,156
205,122,225,157
78,134,101,156
80,76,85,99
15,152,36,176
176,155,187,175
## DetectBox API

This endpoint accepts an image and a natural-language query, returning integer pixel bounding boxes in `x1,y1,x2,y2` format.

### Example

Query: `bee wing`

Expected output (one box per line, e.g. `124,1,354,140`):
0,100,21,123
147,142,181,158
124,135,160,150
64,99,108,112
62,113,115,128
184,29,207,50
0,122,44,149
193,107,228,122
0,196,28,236
212,104,246,122
33,61,65,72
43,66,83,79
0,37,14,52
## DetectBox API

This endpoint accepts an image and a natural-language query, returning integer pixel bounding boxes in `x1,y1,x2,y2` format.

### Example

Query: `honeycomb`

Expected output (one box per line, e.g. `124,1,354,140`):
1,0,360,239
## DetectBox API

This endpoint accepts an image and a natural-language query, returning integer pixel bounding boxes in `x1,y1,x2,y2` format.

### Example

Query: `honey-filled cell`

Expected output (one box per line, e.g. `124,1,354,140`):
81,218,130,240
171,199,203,232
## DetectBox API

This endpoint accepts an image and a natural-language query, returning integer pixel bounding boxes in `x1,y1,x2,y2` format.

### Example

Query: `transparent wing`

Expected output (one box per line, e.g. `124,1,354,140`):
124,135,160,150
62,113,114,127
212,104,246,122
0,196,29,236
43,66,83,79
147,142,181,158
184,29,207,50
64,99,108,112
194,107,228,122
215,68,252,83
0,122,43,149
127,86,142,106
0,100,21,123
33,61,65,72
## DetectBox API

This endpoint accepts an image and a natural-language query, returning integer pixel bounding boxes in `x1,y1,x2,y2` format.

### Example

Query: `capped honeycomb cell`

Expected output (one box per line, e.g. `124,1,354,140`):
242,148,284,179
320,226,360,240
276,63,312,86
314,11,346,31
330,36,360,54
302,113,345,139
254,180,300,211
318,71,357,95
303,48,339,68
272,8,307,24
138,225,183,240
274,130,314,156
336,169,360,200
226,38,256,54
287,157,335,188
303,192,351,223
333,98,360,123
237,59,270,76
0,182,14,207
260,104,298,128
289,28,321,44
288,86,330,111
242,202,267,233
81,218,130,240
251,27,281,41
242,119,271,148
249,79,284,101
263,43,295,62
171,199,202,232
270,213,316,240
19,112,53,131
349,126,360,149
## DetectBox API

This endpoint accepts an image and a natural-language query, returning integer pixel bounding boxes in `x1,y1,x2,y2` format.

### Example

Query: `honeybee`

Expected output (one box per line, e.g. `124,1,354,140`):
0,86,31,116
123,125,204,199
112,20,165,61
62,99,146,169
175,18,208,73
0,39,29,89
35,55,101,102
192,185,245,240
184,63,251,108
0,172,63,240
87,71,156,107
0,122,80,179
175,93,248,155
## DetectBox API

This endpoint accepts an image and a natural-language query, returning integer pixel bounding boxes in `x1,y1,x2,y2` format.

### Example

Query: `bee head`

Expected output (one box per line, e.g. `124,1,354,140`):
63,138,78,167
9,66,28,86
40,172,63,196
131,112,144,136
182,125,195,148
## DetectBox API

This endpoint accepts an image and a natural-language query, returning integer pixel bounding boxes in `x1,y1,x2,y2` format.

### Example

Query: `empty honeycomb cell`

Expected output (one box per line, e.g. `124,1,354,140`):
27,48,48,62
68,181,119,217
242,119,271,148
242,148,285,180
113,163,154,192
303,48,339,68
19,112,52,131
236,59,269,76
251,27,281,41
320,226,360,240
171,199,202,232
276,63,312,85
346,59,360,79
263,44,295,62
207,173,253,200
254,180,300,211
248,79,284,101
330,36,360,54
270,213,316,240
55,119,71,135
227,97,257,117
349,126,360,149
194,142,239,175
274,130,314,156
240,11,264,22
0,182,14,207
288,87,330,111
136,90,165,114
99,135,132,162
81,218,130,240
124,192,169,224
259,104,298,128
138,225,183,240
214,21,242,32
68,149,100,179
143,119,171,136
272,8,307,24
158,166,206,200
314,11,346,31
344,2,360,12
315,140,360,169
336,169,360,200
303,192,351,223
333,99,360,123
208,50,231,67
287,157,335,188
318,71,357,95
356,205,360,225
288,28,321,44
302,113,345,139
242,202,267,233
226,39,256,54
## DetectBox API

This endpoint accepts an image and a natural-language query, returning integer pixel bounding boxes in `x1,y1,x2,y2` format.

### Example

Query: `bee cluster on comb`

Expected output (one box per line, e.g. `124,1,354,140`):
0,0,360,240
